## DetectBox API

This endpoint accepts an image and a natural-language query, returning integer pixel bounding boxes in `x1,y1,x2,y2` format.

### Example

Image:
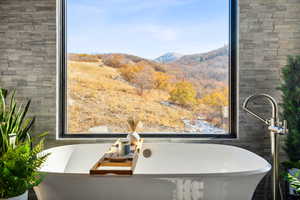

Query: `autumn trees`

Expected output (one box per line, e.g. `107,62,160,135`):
199,87,228,108
102,54,125,68
100,53,229,128
117,60,172,96
198,87,229,127
169,81,197,106
116,56,228,111
119,63,143,81
132,67,155,95
153,71,171,90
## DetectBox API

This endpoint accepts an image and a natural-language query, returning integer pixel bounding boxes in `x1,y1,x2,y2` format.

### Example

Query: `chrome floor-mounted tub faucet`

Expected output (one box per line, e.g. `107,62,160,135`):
243,94,288,200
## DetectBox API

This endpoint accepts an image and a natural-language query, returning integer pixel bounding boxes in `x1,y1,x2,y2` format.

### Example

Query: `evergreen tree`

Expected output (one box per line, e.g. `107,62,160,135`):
279,56,300,162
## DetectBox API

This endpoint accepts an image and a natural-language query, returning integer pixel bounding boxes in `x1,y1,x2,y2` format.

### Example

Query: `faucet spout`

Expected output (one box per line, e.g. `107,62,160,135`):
242,93,279,125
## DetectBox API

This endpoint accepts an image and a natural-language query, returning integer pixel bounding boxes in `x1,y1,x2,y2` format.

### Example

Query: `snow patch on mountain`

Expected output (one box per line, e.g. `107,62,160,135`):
155,52,183,63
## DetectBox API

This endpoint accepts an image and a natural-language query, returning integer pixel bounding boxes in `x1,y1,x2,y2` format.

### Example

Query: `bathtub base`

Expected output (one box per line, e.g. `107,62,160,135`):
34,174,264,200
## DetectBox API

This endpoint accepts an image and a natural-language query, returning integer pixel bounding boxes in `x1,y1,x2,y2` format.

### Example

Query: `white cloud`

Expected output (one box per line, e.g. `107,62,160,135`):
134,25,179,42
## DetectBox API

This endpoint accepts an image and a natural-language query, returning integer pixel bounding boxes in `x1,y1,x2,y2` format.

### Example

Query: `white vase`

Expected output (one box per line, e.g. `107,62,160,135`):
126,132,140,145
8,133,17,148
1,191,28,200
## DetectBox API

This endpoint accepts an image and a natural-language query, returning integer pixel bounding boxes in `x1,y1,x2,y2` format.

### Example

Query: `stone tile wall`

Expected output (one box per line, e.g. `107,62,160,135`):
1,0,300,199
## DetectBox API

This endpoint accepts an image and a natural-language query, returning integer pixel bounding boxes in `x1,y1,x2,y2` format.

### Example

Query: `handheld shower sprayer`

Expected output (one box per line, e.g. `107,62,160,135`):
243,94,288,200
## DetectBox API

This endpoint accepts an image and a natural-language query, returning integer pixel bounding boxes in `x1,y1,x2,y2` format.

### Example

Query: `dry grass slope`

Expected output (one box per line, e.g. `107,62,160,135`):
67,61,193,133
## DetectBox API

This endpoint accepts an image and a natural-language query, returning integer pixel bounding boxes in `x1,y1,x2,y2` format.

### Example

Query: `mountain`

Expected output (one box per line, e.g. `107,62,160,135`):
68,45,229,94
173,45,228,65
158,45,229,94
155,52,183,63
165,46,229,82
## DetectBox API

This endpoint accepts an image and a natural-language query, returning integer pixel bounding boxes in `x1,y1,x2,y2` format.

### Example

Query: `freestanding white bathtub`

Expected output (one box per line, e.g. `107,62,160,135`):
34,143,271,200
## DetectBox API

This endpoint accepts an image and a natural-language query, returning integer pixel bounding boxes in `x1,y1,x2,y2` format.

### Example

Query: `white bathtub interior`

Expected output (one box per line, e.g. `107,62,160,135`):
40,143,270,175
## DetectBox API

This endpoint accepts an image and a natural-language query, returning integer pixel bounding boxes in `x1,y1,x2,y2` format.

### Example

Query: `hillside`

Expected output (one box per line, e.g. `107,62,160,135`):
156,46,229,96
67,47,229,134
69,46,228,94
67,61,193,133
165,46,228,84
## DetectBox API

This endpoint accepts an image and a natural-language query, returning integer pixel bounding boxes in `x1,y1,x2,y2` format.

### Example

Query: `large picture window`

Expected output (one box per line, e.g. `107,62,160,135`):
58,0,238,138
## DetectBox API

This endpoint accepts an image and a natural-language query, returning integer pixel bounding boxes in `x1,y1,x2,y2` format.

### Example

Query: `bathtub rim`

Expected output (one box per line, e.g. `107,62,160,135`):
39,143,271,177
39,167,271,177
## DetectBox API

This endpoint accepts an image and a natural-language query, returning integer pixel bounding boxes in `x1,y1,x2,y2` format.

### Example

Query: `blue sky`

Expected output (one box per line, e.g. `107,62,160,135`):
67,0,229,59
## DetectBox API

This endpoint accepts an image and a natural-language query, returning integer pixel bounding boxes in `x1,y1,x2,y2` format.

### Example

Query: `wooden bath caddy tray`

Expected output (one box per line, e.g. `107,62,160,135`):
90,139,143,175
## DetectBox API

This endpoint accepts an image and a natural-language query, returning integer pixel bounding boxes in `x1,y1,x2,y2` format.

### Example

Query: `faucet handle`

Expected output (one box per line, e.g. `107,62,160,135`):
268,120,289,135
282,120,288,135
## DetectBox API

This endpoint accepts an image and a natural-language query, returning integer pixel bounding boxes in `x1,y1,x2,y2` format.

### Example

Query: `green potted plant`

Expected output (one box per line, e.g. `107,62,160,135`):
0,88,49,200
0,140,48,200
0,88,35,155
278,56,300,198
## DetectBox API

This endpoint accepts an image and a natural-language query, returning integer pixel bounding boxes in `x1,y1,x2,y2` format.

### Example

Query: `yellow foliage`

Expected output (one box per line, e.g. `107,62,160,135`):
131,66,155,95
119,63,143,81
199,87,229,107
103,54,125,68
153,71,171,90
169,81,197,106
68,54,99,62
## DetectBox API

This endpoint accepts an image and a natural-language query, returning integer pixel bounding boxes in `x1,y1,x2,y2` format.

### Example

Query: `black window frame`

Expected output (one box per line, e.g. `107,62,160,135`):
58,0,238,139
